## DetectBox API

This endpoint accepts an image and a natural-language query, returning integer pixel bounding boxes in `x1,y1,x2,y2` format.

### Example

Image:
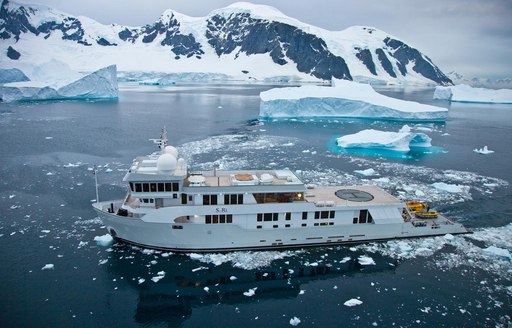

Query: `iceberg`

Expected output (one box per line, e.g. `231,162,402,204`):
336,125,432,152
0,60,118,102
473,146,495,155
0,68,29,83
434,84,512,104
260,79,448,121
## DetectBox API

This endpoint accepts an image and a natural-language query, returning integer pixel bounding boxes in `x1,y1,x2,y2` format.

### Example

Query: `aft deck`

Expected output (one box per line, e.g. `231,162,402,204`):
304,185,402,207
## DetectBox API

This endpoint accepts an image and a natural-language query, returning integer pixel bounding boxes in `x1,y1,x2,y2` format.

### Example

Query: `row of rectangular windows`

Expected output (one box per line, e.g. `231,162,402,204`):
205,214,233,224
203,194,244,205
130,182,179,193
314,211,335,219
256,222,335,229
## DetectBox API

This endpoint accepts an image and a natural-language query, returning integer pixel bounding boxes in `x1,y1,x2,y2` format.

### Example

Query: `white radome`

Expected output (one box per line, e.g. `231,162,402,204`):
157,153,177,172
163,146,178,157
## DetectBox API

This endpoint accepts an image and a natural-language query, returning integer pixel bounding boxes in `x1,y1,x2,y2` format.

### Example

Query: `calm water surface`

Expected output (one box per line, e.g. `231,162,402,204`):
0,84,510,327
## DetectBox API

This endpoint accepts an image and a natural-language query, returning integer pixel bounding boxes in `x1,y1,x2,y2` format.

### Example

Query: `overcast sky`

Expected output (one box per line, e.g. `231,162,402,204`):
26,0,512,79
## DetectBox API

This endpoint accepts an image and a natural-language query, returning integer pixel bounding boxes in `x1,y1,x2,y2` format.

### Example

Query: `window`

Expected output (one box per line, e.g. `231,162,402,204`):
129,182,134,191
213,215,219,224
135,183,142,192
302,212,308,220
143,183,149,192
273,213,278,221
173,194,178,199
225,194,244,205
173,182,179,192
330,211,335,219
150,183,157,192
301,223,307,227
181,194,187,204
165,183,172,192
264,213,273,222
355,210,374,224
257,213,263,222
285,212,291,221
285,224,291,228
257,225,262,229
353,217,358,224
206,214,232,224
273,225,278,228
158,183,164,192
203,195,218,205
315,211,320,219
227,215,233,223
321,211,329,219
206,215,212,224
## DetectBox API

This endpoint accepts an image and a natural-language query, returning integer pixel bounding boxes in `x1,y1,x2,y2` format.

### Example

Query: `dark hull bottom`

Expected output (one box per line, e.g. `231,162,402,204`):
112,231,471,253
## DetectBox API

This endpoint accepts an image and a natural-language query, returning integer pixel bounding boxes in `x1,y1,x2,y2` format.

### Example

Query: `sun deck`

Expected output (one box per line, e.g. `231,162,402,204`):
185,169,304,188
304,185,402,207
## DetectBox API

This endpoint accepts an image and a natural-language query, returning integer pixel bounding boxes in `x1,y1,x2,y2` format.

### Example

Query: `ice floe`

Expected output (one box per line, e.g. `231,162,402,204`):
344,298,363,307
187,250,302,270
336,125,432,152
243,287,257,297
357,255,376,265
260,79,448,121
94,234,114,247
431,182,469,194
354,168,379,177
41,264,54,270
481,246,511,260
434,84,512,104
289,317,301,326
473,146,495,155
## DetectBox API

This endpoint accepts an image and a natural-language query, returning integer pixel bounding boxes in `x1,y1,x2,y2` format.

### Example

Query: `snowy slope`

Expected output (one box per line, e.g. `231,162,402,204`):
1,0,452,85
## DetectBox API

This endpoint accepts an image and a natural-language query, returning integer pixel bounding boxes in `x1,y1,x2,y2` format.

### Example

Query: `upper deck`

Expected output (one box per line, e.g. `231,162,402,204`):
304,185,402,207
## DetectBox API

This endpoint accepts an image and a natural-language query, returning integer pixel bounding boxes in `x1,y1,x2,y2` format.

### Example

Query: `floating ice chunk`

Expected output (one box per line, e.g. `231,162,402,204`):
151,271,165,283
94,234,114,246
482,246,511,260
260,80,448,121
337,125,432,152
431,182,468,193
138,278,145,284
41,264,54,270
243,287,258,297
473,146,495,155
289,317,301,326
434,84,512,104
192,266,208,272
230,276,238,281
340,257,351,263
354,168,378,177
344,298,363,307
204,287,210,293
358,255,376,265
372,177,390,183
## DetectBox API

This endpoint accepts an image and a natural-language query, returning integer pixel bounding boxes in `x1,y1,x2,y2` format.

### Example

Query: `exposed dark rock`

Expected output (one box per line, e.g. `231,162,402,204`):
355,48,376,75
97,37,116,46
375,48,396,78
7,45,20,59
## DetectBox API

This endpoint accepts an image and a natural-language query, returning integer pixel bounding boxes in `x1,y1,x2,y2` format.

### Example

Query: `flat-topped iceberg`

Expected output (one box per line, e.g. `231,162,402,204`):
336,125,432,152
434,84,512,104
0,60,118,102
260,79,448,121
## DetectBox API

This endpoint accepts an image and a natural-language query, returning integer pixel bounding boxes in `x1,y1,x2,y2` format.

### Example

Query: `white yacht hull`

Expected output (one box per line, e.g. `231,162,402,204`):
93,200,469,252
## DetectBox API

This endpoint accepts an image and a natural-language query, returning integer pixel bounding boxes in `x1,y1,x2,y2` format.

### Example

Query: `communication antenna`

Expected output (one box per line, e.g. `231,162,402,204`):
149,126,169,150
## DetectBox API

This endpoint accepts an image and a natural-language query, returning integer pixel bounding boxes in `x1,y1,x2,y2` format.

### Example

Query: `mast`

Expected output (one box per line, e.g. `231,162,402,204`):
150,126,168,150
94,165,99,203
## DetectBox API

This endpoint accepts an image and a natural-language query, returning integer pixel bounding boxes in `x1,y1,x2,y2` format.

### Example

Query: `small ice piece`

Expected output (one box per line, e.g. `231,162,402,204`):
337,125,432,152
473,146,495,155
444,234,455,240
9,194,15,199
41,264,54,270
98,259,108,265
354,168,378,177
94,234,114,246
230,276,238,281
138,278,145,284
482,246,511,260
431,182,468,193
45,136,53,140
340,257,351,263
204,287,209,292
41,230,50,233
344,298,363,307
299,290,305,295
358,255,376,265
289,317,301,326
151,276,164,283
372,177,390,183
243,287,258,297
192,266,208,272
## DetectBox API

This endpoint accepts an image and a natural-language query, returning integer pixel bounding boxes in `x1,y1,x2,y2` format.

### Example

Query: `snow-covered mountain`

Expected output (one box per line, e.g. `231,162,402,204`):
447,71,512,89
1,0,453,85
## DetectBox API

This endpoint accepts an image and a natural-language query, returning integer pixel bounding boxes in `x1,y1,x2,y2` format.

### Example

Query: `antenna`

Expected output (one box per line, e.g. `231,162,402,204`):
93,165,99,203
149,126,169,150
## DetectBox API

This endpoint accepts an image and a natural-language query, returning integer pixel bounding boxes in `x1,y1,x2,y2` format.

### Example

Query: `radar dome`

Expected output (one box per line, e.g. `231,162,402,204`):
157,153,177,172
163,146,178,157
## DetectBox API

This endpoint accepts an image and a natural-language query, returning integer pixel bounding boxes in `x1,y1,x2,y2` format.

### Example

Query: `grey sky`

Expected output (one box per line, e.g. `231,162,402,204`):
26,0,512,79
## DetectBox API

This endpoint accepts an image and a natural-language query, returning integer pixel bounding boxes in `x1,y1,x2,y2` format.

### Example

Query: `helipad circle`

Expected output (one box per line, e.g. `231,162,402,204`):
335,189,374,202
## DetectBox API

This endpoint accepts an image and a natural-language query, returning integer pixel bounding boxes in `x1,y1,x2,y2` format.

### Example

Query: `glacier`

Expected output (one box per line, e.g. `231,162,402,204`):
434,84,512,104
260,79,448,121
336,125,432,152
0,61,118,102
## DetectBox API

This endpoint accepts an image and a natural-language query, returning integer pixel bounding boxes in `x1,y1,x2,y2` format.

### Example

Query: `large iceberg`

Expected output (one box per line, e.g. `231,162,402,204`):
0,60,118,102
434,84,512,104
260,79,448,121
336,125,432,152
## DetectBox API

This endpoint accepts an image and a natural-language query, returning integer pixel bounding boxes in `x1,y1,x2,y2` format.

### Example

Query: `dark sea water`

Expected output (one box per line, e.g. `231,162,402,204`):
0,84,511,327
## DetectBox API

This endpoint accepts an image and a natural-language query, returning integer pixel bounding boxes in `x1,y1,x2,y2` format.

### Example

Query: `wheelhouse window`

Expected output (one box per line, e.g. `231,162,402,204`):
203,194,218,205
224,194,243,205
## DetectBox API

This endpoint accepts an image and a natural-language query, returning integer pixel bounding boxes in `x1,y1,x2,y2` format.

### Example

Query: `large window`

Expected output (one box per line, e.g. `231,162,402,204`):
203,194,218,205
224,194,243,205
132,181,179,193
354,210,373,224
205,214,233,224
